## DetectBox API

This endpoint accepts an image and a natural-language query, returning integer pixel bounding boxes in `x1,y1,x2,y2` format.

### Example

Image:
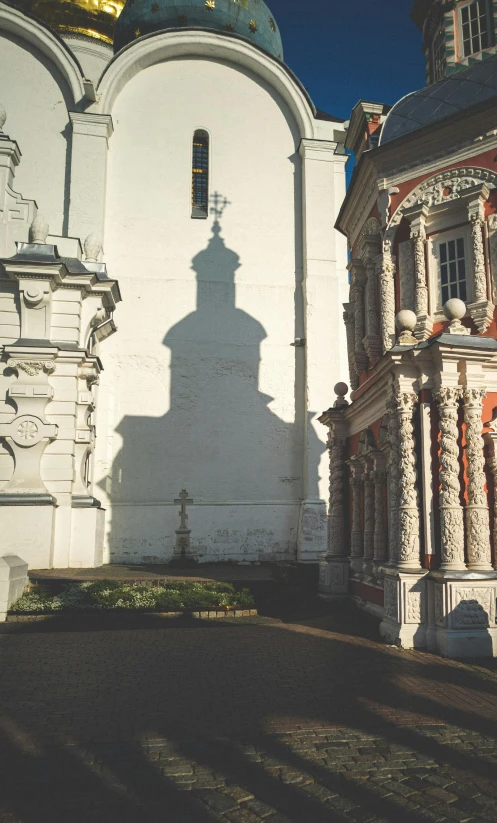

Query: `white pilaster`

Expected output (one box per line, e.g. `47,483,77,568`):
68,113,113,243
298,139,348,561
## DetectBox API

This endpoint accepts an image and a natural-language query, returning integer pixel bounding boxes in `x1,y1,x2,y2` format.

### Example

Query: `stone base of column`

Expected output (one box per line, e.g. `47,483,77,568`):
70,504,105,569
297,500,328,562
379,567,429,649
0,556,29,622
318,558,349,600
426,571,497,658
0,496,56,569
170,529,197,566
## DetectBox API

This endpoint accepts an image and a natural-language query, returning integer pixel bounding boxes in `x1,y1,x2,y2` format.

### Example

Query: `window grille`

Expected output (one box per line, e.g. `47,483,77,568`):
432,25,446,81
439,237,467,305
192,130,209,218
460,0,491,56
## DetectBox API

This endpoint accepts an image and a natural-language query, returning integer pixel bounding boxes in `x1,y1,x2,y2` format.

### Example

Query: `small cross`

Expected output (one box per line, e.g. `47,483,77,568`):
210,191,231,220
174,489,193,530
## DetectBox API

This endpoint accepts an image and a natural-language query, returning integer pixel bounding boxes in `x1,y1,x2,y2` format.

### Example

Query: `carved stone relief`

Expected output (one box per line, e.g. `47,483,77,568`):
434,387,466,570
394,392,421,569
488,214,497,303
464,388,492,569
453,588,492,628
327,431,348,558
377,248,396,354
435,586,444,627
384,578,397,620
388,168,497,230
398,240,416,313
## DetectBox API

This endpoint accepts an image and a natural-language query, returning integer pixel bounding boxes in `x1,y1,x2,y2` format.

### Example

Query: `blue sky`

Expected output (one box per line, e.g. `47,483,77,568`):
269,0,426,120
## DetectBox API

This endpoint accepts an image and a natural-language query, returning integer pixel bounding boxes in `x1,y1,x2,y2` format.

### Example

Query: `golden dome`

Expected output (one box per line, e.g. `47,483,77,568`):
15,0,124,45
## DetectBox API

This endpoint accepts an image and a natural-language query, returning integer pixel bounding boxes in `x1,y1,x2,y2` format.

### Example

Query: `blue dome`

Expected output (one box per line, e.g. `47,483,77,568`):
114,0,283,58
380,54,497,145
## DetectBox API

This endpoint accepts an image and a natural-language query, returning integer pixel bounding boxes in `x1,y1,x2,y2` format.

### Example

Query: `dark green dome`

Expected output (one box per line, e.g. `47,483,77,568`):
114,0,283,57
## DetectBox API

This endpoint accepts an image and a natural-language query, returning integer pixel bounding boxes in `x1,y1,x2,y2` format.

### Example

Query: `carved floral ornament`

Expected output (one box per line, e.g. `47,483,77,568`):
6,359,56,377
386,167,497,234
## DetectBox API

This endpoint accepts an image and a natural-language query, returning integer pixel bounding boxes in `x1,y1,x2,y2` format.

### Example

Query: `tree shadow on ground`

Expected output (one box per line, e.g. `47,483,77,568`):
1,605,497,821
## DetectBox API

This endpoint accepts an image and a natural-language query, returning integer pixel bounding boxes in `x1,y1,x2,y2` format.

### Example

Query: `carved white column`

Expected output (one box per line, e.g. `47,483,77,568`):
377,250,396,354
343,303,359,391
471,215,487,302
411,227,433,341
350,464,364,573
318,406,350,598
434,387,466,571
351,262,367,373
364,258,381,361
489,213,497,301
386,400,400,563
373,465,387,565
326,422,348,560
483,427,497,571
467,191,493,332
394,391,422,570
363,468,375,575
0,358,57,495
464,388,492,570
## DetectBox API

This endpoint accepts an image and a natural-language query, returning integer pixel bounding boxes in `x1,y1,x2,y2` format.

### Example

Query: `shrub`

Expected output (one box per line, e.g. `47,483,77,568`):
11,579,255,614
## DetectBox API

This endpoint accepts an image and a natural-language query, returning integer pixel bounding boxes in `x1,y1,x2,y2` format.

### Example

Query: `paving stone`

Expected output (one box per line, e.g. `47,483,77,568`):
245,799,276,818
196,789,240,813
426,787,460,803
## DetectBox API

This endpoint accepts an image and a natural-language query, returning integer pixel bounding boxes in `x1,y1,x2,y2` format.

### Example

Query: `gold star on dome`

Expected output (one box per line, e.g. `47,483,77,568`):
151,3,159,11
269,17,276,31
205,0,215,8
249,19,257,33
134,27,141,36
224,23,235,31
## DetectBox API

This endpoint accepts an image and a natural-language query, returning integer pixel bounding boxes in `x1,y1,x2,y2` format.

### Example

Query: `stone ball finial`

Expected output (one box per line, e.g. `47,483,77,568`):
443,298,466,322
0,102,6,132
334,382,349,408
443,297,470,335
395,309,418,346
84,232,102,263
396,310,417,332
29,214,49,244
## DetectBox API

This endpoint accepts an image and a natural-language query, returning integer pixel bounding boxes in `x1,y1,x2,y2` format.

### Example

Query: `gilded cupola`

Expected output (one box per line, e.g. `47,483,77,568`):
13,0,124,45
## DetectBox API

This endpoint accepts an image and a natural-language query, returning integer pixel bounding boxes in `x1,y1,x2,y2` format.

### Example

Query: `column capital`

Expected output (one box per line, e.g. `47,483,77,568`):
69,112,114,140
298,138,341,161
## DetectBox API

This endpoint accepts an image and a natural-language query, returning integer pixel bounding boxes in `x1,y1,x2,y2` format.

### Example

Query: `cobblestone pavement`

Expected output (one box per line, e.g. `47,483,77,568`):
1,607,497,822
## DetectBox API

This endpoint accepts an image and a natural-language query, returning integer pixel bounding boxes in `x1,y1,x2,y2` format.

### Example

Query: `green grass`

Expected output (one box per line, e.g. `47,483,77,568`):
11,580,255,614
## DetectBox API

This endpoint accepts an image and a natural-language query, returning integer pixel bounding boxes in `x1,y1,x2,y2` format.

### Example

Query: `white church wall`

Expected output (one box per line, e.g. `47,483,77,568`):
97,55,312,563
62,35,113,85
0,31,72,236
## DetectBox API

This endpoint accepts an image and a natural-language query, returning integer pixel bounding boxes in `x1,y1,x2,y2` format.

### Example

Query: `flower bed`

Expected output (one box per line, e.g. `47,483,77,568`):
11,580,256,614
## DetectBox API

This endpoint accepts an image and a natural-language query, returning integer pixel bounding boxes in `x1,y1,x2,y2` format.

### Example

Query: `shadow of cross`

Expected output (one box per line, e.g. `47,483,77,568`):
173,489,194,561
174,489,193,531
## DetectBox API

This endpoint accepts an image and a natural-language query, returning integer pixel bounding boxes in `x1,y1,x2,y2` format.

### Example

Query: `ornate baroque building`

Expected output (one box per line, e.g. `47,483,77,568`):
0,0,349,567
320,0,497,658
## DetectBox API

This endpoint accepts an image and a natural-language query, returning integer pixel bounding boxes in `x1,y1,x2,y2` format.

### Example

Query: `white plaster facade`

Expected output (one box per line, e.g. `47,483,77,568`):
0,4,349,566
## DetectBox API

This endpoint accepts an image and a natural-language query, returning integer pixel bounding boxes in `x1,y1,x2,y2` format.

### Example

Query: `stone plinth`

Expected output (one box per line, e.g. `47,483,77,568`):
0,555,28,621
427,572,497,658
379,567,429,649
318,558,349,599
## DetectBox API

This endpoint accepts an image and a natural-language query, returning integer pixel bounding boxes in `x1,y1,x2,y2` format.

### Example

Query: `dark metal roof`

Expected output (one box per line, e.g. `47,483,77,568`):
380,54,497,145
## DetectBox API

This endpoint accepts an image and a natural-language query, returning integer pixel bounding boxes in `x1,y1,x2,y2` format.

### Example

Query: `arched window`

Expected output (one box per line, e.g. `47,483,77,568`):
192,130,209,219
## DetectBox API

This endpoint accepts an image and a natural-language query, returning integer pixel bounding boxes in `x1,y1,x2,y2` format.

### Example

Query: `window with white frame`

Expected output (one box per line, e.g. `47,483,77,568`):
460,0,492,57
432,24,446,81
436,234,468,306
